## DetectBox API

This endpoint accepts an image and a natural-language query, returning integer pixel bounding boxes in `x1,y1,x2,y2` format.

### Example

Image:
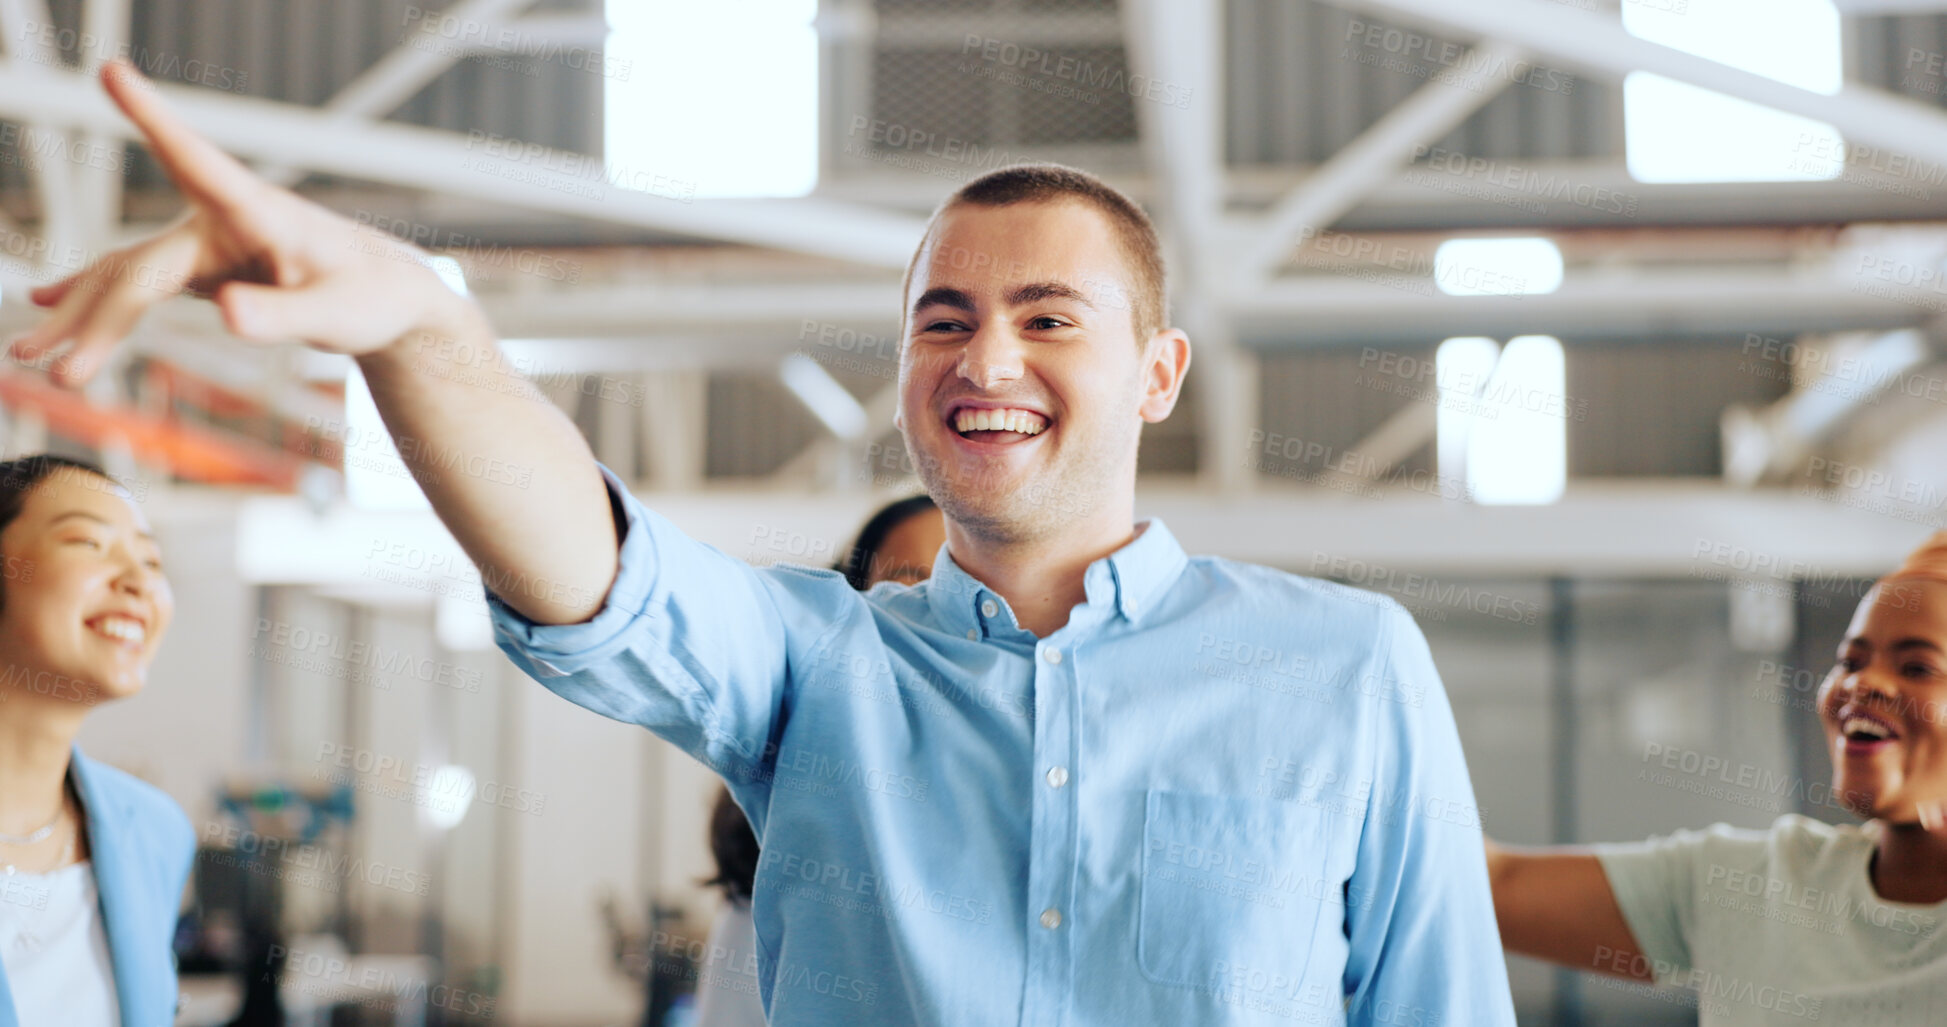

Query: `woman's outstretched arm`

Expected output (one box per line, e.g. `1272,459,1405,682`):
1483,839,1655,981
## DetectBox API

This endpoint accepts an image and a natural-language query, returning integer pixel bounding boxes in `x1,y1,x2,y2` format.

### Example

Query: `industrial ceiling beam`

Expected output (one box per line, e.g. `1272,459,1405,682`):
73,0,130,248
1244,38,1525,280
324,0,540,118
1320,0,1947,169
0,0,80,261
1124,0,1257,492
1720,327,1938,487
1230,267,1932,344
3,247,1902,354
232,478,1937,585
0,61,926,269
259,0,541,186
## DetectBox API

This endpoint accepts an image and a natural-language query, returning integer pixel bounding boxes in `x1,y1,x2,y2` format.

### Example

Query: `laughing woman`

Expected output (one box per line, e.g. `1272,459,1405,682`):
1486,530,1947,1025
0,456,190,1027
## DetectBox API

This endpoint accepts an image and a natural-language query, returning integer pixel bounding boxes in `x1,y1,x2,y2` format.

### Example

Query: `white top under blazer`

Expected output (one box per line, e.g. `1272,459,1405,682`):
0,861,120,1027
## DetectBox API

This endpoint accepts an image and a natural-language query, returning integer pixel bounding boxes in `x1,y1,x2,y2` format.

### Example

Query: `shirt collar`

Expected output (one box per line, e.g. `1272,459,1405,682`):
1103,518,1188,624
924,518,1187,637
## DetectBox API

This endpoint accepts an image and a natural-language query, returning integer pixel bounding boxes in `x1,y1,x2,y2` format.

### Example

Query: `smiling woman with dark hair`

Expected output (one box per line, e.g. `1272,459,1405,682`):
1486,530,1947,1025
0,455,192,1027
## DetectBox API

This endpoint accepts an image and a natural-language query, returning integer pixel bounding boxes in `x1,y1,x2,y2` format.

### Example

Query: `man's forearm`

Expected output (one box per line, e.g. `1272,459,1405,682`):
355,294,619,625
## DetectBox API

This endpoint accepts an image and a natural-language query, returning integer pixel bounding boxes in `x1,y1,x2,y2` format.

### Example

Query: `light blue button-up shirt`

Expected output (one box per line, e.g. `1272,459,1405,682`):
489,468,1515,1026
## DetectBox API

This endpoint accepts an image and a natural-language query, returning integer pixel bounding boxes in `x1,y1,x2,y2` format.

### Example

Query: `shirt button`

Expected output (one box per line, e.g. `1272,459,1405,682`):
1042,647,1062,665
1045,766,1069,789
1040,907,1063,930
980,599,999,618
966,628,978,641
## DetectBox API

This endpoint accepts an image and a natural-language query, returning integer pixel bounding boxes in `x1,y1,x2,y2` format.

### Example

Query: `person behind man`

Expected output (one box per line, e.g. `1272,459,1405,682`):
694,495,944,1027
23,61,1515,1025
1485,530,1947,1025
835,495,944,591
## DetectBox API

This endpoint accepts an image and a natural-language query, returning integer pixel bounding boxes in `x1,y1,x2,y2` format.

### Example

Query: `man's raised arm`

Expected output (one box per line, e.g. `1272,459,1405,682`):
15,62,615,625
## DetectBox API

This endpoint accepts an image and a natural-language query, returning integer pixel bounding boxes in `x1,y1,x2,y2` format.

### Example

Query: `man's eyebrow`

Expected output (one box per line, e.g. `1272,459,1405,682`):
49,510,153,540
1006,281,1094,308
1891,638,1945,655
912,287,976,318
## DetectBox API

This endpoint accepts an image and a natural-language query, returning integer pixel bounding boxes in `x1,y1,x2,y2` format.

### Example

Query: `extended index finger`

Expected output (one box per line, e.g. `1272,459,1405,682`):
100,60,262,213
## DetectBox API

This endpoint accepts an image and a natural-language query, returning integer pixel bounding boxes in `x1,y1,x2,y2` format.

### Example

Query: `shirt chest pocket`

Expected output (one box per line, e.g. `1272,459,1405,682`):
1138,789,1339,992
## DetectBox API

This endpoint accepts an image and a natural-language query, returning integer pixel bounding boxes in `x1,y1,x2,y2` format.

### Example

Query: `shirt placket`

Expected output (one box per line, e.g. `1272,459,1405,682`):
1021,630,1081,1027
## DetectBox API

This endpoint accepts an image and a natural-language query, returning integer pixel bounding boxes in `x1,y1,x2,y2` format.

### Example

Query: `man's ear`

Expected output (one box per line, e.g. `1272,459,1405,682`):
1138,328,1191,423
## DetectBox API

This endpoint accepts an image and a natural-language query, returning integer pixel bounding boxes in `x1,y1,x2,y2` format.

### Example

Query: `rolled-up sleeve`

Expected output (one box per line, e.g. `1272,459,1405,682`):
487,464,828,807
1343,606,1517,1026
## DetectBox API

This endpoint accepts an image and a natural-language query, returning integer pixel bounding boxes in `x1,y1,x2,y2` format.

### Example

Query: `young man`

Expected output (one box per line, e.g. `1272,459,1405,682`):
23,62,1515,1025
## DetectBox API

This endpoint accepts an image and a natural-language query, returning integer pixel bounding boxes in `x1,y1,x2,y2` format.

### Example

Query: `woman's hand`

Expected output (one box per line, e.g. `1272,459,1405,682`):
12,60,467,386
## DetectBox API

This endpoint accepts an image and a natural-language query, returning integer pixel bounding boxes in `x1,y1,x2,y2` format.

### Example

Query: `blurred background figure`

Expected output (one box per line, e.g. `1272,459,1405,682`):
685,790,762,1027
837,496,945,591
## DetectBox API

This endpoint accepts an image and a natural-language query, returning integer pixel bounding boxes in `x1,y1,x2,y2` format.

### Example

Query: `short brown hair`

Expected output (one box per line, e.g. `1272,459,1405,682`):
902,164,1169,342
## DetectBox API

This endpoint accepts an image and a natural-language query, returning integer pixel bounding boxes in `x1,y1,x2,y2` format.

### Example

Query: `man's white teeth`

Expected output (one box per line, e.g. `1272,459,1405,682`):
1842,716,1892,741
954,409,1047,435
91,617,145,644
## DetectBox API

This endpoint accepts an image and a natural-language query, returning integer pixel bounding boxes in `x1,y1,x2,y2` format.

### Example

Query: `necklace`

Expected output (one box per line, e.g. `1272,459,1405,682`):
1,832,74,877
0,797,74,876
2,825,75,956
0,809,60,847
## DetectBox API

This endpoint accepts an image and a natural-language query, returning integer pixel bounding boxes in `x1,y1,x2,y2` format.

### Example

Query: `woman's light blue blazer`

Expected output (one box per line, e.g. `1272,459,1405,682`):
0,747,195,1027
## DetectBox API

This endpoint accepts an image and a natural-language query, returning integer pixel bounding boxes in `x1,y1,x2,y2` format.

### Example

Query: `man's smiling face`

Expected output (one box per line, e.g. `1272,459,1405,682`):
896,199,1182,545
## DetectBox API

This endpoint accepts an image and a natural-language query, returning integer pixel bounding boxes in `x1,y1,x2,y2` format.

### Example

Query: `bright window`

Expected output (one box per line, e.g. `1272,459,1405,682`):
1468,336,1568,505
1435,336,1500,492
1434,238,1563,297
1437,336,1569,505
1622,0,1843,183
605,0,819,198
